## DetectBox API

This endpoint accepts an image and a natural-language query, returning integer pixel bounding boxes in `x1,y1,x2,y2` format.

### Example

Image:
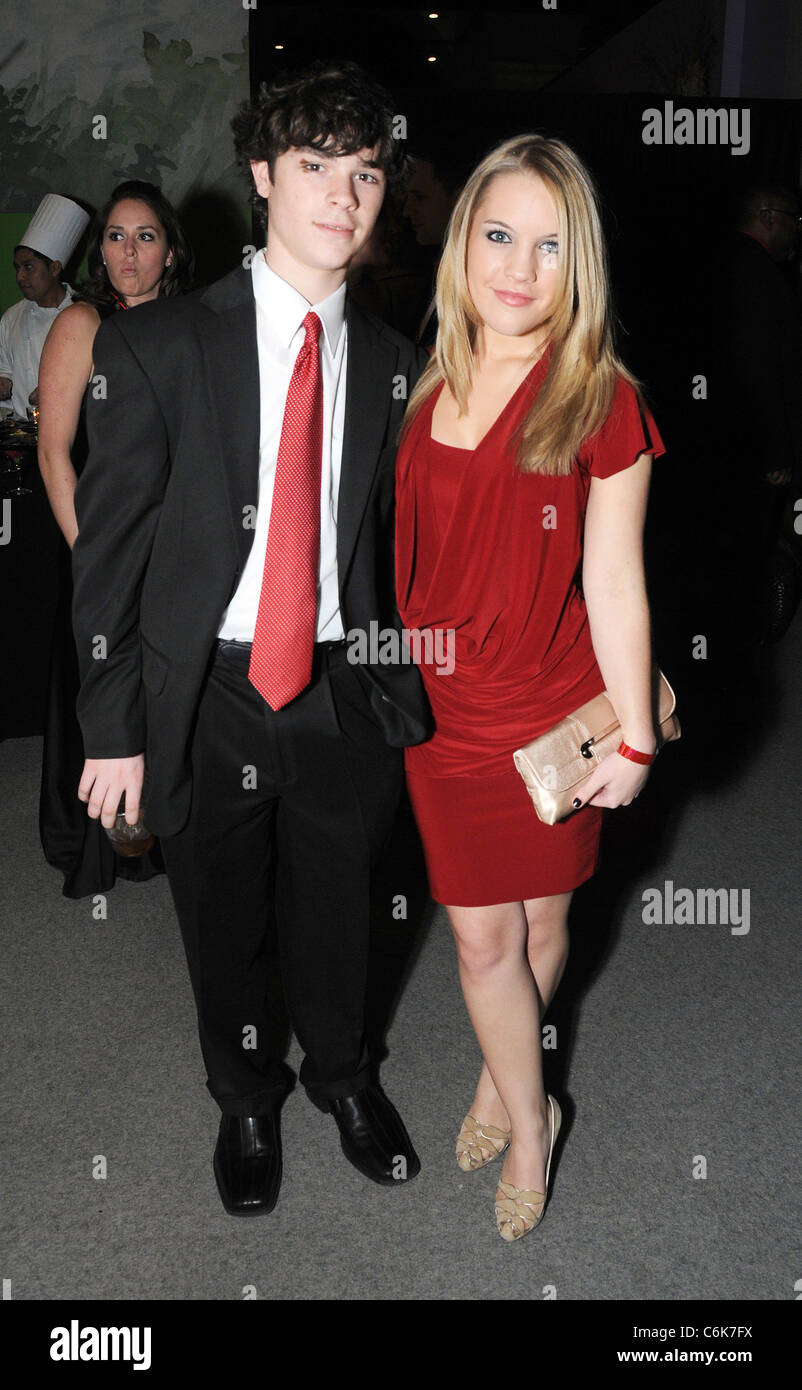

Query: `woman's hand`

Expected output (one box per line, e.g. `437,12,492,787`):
573,749,651,811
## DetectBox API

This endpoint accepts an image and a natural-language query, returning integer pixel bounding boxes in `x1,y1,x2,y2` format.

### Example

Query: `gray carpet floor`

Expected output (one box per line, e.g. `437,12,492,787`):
2,620,801,1301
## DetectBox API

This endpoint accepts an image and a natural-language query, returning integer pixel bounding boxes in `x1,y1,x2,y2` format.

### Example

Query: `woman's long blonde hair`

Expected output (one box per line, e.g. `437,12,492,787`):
399,133,640,477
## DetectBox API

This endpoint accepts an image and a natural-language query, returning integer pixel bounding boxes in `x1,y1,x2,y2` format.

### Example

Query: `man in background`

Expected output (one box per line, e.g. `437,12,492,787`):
0,194,89,417
721,183,802,641
402,139,466,349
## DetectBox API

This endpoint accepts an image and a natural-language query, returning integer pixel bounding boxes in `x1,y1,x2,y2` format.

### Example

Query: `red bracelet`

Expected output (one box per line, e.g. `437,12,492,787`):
617,741,656,765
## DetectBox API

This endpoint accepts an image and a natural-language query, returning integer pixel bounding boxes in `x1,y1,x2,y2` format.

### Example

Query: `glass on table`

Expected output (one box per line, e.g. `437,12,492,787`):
2,448,32,496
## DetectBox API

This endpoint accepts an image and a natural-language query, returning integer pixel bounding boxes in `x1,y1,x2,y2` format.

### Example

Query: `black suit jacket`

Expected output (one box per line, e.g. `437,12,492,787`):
72,265,433,837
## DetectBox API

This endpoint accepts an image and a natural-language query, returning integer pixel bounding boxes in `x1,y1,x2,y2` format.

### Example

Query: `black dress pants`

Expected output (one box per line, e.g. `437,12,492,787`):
160,640,403,1115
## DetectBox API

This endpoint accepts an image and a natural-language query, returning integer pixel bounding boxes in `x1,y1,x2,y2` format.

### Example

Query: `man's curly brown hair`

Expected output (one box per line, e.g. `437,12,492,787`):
231,59,410,228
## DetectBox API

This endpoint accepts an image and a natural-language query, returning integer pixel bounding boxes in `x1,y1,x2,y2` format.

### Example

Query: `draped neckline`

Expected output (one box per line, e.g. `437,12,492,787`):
397,349,552,623
428,347,551,454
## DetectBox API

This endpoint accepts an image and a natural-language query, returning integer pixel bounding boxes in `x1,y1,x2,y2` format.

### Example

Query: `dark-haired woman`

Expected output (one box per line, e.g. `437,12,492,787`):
37,181,193,897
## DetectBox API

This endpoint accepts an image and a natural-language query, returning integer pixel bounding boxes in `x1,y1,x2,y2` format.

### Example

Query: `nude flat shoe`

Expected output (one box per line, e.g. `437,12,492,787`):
456,1113,511,1171
494,1095,562,1241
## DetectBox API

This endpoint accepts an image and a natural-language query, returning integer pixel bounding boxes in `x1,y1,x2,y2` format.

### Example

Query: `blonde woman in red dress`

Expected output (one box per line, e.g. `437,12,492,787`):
395,134,665,1242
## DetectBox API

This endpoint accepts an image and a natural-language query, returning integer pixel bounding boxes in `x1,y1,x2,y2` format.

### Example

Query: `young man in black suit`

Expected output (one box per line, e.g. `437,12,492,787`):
72,61,432,1215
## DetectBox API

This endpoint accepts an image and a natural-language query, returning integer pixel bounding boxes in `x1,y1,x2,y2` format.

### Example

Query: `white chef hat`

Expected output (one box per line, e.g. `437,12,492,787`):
17,194,90,266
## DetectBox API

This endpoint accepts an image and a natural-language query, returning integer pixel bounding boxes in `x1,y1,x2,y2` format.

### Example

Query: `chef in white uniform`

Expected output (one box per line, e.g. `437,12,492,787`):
0,194,90,419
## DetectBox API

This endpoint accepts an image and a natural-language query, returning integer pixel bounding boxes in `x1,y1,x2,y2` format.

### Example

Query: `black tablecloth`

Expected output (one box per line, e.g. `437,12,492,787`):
1,446,63,739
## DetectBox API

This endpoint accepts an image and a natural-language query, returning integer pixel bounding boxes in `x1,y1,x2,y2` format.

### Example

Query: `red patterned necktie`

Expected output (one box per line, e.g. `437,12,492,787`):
248,310,323,710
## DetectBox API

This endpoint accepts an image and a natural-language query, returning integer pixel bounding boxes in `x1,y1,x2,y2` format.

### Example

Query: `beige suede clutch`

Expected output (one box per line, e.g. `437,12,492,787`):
513,671,681,825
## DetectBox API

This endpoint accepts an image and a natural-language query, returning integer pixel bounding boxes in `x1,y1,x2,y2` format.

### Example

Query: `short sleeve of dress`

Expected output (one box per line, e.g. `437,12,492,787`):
579,376,666,479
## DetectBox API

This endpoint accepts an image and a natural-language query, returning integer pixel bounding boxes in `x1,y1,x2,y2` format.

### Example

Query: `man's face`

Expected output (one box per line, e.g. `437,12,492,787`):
402,160,456,246
764,205,801,262
14,247,60,303
252,143,386,281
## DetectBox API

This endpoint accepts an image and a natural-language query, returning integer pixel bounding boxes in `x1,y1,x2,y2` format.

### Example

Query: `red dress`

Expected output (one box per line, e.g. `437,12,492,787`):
395,354,666,907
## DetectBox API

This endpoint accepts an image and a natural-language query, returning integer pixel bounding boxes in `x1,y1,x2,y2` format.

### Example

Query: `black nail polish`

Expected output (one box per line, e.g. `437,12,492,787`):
572,797,582,808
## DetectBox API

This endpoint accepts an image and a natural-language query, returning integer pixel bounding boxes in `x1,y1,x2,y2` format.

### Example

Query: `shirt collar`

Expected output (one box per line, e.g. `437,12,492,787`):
252,250,346,357
28,283,73,314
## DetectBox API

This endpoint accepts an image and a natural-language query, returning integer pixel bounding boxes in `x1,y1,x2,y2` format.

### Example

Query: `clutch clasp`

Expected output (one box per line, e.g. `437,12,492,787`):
580,737,595,759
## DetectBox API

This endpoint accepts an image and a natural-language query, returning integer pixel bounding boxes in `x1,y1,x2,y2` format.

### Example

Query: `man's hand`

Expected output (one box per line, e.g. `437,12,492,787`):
78,754,145,829
28,386,39,407
0,377,12,401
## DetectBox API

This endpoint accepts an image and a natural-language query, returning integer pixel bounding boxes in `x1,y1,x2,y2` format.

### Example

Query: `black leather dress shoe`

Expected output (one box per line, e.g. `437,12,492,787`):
327,1084,421,1186
213,1113,282,1216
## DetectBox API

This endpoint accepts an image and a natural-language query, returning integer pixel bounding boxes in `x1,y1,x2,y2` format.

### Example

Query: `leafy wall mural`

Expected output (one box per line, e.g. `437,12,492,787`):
1,4,251,298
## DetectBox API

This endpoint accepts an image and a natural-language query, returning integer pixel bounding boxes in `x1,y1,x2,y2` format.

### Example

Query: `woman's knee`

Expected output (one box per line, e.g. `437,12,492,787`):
448,906,524,977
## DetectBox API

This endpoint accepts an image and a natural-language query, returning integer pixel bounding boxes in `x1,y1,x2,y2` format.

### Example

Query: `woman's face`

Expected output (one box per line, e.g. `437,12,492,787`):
466,171,562,346
101,198,173,304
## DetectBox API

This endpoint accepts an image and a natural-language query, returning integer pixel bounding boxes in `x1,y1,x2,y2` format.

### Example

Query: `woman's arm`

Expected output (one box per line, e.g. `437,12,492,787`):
579,451,655,807
37,302,99,548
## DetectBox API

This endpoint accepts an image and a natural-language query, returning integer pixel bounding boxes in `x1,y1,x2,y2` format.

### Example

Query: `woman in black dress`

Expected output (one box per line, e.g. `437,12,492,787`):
37,180,193,897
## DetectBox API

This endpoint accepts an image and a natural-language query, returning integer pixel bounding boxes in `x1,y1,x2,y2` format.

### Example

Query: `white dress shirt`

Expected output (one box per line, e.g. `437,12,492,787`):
217,252,348,643
0,284,74,418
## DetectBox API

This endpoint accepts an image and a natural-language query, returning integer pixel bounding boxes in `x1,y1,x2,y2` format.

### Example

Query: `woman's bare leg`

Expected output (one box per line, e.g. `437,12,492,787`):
450,892,573,1192
468,891,573,1130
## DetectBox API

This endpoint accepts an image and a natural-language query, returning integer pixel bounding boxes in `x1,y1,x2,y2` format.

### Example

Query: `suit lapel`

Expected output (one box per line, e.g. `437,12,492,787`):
196,267,260,568
338,298,398,585
194,271,398,581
